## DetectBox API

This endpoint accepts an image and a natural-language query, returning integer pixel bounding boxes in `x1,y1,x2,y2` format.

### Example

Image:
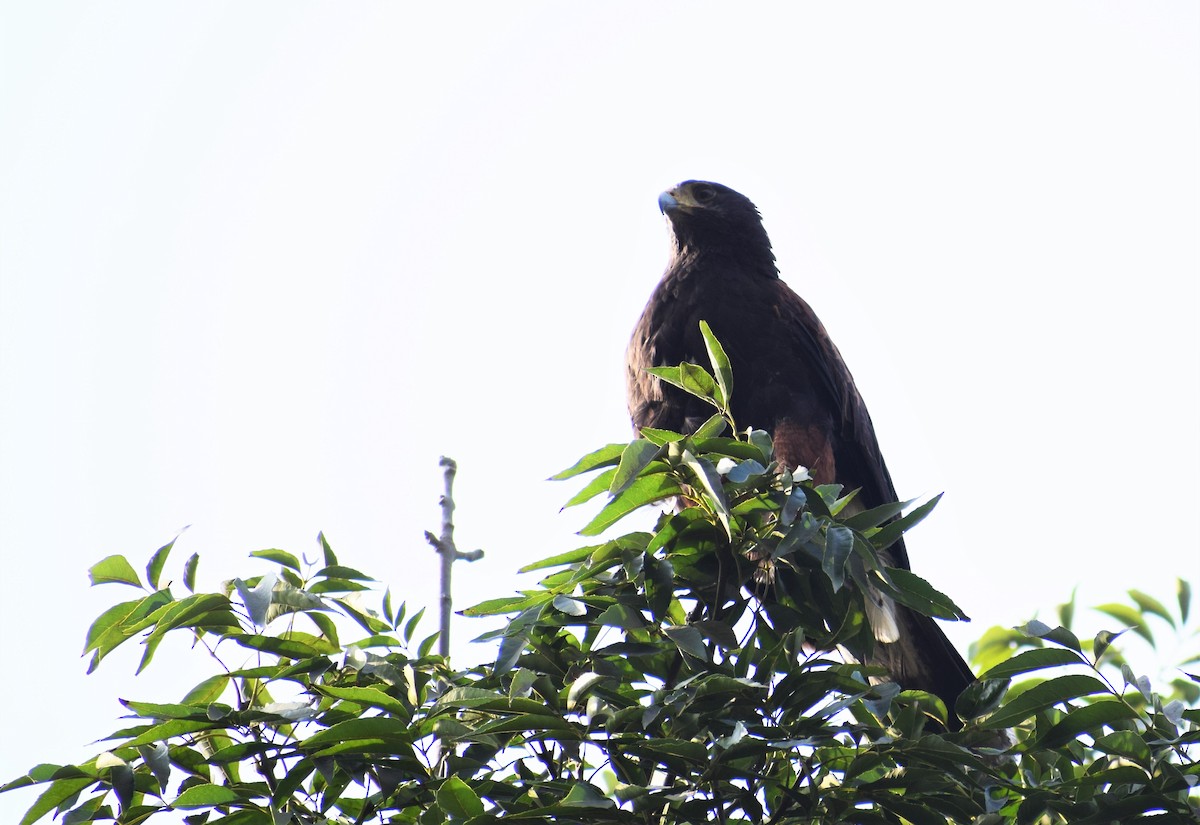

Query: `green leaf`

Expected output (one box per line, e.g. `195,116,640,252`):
1019,620,1082,652
680,449,730,536
1178,578,1191,624
723,458,767,483
142,597,232,676
82,590,174,664
269,586,330,620
467,717,579,741
693,620,740,650
877,796,951,825
1093,730,1152,765
312,685,412,717
309,577,369,594
434,686,554,715
17,777,96,825
644,365,681,388
1093,628,1126,662
955,678,1009,720
644,555,674,623
699,320,733,408
840,498,914,531
121,719,220,748
562,466,617,508
181,674,230,706
609,439,662,497
552,595,587,617
121,699,207,720
250,549,301,572
693,437,770,462
983,674,1110,729
232,632,332,660
560,782,615,809
437,776,485,819
827,487,860,516
776,511,820,557
813,483,843,506
314,564,373,581
460,595,539,618
404,606,426,642
693,675,766,697
206,741,277,766
747,428,773,459
269,757,314,807
89,555,142,588
59,794,108,824
880,567,969,621
518,544,600,573
645,364,720,404
1059,587,1077,630
596,603,649,630
1036,700,1140,749
146,535,180,590
664,625,708,662
494,631,529,675
978,648,1085,681
550,443,626,480
579,473,682,536
173,783,243,809
692,413,728,439
621,737,708,766
1094,602,1152,644
639,426,685,445
182,553,199,593
567,672,606,710
822,526,854,591
509,667,537,699
1127,589,1174,628
868,494,941,551
318,531,337,566
332,596,392,635
300,717,412,750
680,362,719,401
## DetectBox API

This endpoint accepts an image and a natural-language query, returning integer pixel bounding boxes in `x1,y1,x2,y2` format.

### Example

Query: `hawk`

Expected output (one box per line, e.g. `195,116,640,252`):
626,180,974,727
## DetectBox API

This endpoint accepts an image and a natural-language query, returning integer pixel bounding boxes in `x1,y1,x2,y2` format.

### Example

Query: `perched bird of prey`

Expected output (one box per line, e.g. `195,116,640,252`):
626,180,974,726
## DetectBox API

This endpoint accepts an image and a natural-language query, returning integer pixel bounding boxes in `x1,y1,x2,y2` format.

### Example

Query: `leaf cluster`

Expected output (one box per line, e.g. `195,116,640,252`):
4,325,1198,824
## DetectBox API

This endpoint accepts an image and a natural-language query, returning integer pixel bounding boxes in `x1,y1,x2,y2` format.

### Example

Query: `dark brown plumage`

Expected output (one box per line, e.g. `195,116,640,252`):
626,180,974,726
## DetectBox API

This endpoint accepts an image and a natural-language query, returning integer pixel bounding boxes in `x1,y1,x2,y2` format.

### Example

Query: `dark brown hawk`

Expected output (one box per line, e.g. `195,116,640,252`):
626,180,974,727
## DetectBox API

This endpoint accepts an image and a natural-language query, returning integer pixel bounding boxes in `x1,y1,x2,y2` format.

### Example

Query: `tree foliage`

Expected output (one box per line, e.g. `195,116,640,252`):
5,325,1199,824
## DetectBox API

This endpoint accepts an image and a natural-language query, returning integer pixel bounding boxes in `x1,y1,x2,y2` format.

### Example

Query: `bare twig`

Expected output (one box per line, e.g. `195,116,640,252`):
423,456,484,661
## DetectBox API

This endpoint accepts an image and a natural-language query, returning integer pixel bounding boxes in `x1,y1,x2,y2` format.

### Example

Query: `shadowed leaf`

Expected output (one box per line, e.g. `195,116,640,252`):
984,674,1110,729
609,439,662,497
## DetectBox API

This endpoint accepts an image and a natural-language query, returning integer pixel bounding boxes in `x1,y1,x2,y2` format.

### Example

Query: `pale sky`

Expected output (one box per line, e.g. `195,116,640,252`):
2,3,1198,819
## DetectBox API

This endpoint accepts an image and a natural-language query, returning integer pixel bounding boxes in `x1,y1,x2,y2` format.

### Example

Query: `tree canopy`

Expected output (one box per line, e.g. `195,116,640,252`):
4,327,1198,824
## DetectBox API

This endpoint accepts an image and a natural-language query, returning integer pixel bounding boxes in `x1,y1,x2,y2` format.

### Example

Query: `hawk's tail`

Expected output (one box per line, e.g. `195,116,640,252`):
870,605,976,731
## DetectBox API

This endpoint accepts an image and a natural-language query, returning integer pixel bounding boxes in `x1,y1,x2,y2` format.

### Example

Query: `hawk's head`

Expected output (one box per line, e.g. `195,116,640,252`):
658,180,774,269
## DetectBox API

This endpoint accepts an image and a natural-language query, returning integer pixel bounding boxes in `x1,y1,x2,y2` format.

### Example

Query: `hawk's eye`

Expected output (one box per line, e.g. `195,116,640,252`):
693,185,716,203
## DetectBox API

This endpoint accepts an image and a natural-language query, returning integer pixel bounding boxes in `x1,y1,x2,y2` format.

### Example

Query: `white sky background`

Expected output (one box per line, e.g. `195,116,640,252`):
2,2,1198,818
